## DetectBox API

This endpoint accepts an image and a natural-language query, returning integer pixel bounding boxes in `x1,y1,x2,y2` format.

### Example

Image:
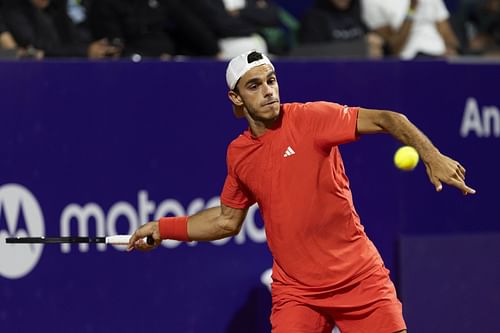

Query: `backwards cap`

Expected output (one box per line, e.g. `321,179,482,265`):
226,51,274,90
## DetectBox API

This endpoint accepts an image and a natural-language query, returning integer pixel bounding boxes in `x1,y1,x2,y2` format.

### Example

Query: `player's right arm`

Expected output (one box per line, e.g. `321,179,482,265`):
127,204,247,251
186,204,247,241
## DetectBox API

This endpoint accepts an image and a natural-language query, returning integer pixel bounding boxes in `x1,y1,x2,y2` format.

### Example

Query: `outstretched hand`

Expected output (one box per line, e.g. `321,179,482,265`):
127,221,162,252
424,152,476,195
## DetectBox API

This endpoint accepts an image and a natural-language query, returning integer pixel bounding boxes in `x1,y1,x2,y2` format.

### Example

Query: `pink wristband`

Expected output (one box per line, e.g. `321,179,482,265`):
158,216,190,241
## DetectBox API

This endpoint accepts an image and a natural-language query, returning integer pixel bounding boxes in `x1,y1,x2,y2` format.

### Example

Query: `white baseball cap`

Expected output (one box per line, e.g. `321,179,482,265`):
226,51,274,90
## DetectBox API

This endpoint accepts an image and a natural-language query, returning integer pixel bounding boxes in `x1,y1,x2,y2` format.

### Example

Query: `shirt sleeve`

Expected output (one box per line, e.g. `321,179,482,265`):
220,173,256,209
220,148,256,209
301,101,359,149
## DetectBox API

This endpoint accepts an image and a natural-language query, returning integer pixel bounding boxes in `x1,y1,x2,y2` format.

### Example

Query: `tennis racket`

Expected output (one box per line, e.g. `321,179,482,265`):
5,235,154,245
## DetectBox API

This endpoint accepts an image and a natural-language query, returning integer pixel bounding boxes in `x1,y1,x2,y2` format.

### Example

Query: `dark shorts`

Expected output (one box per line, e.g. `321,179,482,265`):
271,267,406,333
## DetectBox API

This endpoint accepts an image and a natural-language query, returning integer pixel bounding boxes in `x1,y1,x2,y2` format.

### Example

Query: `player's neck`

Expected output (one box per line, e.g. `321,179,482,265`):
247,115,279,137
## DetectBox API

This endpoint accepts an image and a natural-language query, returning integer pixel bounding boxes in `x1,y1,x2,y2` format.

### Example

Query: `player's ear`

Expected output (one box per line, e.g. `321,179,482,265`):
228,90,243,106
228,90,245,118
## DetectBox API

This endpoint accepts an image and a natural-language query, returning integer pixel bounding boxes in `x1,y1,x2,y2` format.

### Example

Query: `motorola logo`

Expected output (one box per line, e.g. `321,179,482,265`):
0,184,45,279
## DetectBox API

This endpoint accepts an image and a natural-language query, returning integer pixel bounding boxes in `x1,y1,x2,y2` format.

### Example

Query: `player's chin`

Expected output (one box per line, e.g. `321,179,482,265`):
260,103,280,118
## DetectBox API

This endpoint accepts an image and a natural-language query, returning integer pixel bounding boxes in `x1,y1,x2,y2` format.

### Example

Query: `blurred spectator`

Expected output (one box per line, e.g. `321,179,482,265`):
1,0,34,59
185,0,285,58
67,0,86,25
0,6,17,50
361,0,460,59
452,0,500,55
297,0,383,58
66,0,92,42
3,0,119,59
300,0,366,42
88,0,219,59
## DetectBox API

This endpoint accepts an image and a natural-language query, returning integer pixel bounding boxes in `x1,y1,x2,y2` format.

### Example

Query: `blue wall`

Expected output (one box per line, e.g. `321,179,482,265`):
0,59,498,332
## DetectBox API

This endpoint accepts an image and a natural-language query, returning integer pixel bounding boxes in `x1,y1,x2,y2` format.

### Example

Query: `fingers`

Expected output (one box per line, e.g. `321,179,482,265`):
433,178,443,192
127,235,156,252
458,163,466,175
446,178,476,195
456,168,465,181
127,231,140,252
426,165,442,192
456,163,466,181
431,176,443,192
132,238,155,251
127,224,149,251
426,155,475,195
448,162,475,194
127,222,160,252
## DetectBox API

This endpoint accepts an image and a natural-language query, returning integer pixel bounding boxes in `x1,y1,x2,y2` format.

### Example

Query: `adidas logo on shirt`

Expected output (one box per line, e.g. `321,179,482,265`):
283,146,296,157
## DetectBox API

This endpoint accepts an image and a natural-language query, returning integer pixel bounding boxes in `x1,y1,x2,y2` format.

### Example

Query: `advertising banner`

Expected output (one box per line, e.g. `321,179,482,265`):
0,59,497,332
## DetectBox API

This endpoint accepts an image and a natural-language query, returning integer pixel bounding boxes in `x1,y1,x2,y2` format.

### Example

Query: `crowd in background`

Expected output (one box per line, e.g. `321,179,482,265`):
0,0,499,60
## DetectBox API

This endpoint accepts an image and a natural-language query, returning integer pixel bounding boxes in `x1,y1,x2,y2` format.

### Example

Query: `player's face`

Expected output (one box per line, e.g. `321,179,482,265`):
232,65,280,122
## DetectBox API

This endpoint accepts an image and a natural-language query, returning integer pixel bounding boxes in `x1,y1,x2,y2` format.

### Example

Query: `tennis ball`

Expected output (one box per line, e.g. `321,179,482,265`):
394,146,419,171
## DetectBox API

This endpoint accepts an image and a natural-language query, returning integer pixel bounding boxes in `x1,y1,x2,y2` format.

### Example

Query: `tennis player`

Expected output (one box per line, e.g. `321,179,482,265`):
128,51,475,333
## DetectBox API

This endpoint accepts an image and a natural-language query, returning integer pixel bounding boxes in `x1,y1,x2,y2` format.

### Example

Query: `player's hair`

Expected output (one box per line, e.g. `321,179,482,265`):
232,51,264,94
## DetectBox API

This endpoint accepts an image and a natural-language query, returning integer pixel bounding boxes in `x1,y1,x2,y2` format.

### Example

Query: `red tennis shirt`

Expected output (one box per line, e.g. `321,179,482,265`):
221,102,383,297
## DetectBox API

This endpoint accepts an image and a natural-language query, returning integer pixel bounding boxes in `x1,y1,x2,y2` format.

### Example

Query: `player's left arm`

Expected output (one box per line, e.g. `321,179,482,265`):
356,108,476,194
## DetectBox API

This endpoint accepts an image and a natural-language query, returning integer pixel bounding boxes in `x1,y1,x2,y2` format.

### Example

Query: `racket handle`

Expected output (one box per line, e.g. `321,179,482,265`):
106,235,156,246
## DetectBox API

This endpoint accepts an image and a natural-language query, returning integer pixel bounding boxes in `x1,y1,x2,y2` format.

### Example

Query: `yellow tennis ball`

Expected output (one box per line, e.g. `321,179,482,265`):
394,146,419,171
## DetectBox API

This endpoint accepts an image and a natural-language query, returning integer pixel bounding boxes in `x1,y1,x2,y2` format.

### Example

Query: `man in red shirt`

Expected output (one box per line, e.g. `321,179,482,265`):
128,51,475,333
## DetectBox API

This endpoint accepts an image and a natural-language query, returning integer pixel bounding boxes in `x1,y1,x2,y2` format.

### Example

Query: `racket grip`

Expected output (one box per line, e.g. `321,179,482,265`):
106,235,156,246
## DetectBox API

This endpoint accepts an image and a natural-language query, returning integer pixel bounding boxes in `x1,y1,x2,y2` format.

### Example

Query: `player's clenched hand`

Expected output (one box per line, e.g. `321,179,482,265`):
424,152,476,195
127,221,162,252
